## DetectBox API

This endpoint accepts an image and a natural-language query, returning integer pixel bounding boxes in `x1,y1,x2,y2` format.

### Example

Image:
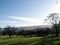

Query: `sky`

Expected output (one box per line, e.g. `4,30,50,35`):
0,0,60,27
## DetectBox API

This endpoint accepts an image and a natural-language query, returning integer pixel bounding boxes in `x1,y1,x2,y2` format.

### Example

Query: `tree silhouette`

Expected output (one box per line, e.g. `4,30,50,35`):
0,27,2,35
45,13,60,37
3,26,12,38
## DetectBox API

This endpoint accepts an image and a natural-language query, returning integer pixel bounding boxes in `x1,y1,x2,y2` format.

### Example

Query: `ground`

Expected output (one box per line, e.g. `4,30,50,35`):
0,36,60,45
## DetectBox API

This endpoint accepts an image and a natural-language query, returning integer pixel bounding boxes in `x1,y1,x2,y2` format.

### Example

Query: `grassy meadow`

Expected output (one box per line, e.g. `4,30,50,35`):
0,36,60,45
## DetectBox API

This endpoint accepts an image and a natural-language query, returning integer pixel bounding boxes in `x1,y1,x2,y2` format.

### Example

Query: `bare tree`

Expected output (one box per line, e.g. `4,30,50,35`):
0,27,2,35
45,13,60,37
4,26,12,38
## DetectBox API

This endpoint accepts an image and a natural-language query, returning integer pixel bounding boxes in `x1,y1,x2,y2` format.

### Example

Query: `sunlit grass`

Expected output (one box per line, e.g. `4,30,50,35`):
0,36,60,45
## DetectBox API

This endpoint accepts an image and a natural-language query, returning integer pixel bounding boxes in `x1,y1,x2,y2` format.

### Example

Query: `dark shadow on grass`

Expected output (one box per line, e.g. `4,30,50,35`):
57,43,60,45
0,42,8,45
31,36,60,45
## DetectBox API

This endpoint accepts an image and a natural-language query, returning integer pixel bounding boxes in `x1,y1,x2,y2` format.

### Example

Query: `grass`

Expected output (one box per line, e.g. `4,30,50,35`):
0,36,60,45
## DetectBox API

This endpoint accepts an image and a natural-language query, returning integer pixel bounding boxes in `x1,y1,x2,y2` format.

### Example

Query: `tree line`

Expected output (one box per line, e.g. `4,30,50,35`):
0,13,60,38
0,23,60,38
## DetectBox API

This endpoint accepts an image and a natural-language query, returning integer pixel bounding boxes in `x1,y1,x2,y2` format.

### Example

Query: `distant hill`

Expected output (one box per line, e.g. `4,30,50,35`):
17,25,52,30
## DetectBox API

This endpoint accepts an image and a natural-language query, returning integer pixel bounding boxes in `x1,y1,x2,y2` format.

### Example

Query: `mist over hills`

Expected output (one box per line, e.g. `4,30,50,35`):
17,25,52,30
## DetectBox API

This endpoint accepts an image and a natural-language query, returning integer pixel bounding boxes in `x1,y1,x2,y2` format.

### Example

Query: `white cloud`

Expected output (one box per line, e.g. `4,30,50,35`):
9,16,43,23
0,21,17,23
8,16,49,27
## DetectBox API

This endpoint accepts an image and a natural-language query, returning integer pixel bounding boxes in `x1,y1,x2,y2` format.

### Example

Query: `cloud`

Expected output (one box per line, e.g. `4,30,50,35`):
8,16,48,26
9,16,44,23
0,20,47,27
0,21,17,23
0,21,20,27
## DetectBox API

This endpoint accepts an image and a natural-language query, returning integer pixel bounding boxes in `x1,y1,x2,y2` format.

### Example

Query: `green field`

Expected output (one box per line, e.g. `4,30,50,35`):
0,36,60,45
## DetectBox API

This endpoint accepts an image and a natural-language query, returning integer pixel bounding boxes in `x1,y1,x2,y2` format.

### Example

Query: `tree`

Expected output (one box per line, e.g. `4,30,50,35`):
10,27,17,35
3,26,12,38
45,13,60,37
16,28,25,36
25,30,33,37
0,27,2,35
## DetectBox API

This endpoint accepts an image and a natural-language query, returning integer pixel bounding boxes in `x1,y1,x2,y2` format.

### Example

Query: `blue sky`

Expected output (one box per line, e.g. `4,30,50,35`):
0,0,59,27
